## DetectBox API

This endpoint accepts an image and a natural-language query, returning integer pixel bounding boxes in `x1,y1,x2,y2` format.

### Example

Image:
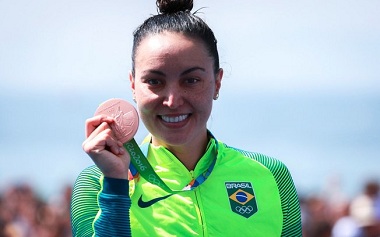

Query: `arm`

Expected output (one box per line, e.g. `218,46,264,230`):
71,110,133,236
71,166,102,237
274,163,302,237
94,177,131,237
251,154,302,236
71,166,132,237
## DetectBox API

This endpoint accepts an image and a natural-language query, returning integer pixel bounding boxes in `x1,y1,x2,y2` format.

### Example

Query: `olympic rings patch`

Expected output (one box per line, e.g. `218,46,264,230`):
225,182,258,218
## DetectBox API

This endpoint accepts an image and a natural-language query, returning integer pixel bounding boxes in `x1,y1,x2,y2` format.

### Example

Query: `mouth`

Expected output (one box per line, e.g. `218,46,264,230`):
160,114,189,123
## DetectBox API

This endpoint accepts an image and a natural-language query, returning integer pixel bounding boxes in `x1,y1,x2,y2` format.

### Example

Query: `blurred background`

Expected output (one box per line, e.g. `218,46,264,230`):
1,0,379,236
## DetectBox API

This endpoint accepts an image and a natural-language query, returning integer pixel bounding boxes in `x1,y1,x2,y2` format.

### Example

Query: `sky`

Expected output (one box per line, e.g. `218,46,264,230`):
0,0,379,199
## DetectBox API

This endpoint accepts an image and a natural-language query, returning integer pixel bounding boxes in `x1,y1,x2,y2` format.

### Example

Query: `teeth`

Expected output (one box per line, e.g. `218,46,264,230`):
161,114,188,123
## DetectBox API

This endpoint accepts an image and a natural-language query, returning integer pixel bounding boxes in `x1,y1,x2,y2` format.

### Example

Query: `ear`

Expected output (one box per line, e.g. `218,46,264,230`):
129,71,136,103
214,68,223,99
129,70,135,90
129,71,136,101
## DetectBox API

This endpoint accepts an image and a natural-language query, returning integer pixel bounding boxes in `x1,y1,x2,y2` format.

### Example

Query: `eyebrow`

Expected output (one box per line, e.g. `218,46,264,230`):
143,67,206,76
180,67,206,76
145,70,165,76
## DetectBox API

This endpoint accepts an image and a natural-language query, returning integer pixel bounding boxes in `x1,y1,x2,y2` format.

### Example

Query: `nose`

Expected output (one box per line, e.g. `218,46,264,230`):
162,86,184,109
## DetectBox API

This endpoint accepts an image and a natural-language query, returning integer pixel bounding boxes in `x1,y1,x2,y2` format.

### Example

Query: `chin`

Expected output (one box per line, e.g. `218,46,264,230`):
153,131,191,147
163,134,189,146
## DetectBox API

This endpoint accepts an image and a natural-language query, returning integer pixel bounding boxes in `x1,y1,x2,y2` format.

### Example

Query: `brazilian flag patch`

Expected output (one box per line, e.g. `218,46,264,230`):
225,182,258,218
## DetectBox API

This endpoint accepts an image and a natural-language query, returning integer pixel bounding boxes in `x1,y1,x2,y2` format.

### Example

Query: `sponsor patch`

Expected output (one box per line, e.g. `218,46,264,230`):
225,182,258,218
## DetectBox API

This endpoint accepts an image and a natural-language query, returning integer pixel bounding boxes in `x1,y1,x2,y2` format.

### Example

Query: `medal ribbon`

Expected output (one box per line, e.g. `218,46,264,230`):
123,133,218,194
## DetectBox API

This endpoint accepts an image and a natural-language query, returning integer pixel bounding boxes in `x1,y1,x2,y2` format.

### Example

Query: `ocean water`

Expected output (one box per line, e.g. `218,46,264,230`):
0,91,379,200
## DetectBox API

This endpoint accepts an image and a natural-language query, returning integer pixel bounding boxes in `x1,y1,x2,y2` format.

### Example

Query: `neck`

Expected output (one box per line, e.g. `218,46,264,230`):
152,132,209,170
170,144,206,170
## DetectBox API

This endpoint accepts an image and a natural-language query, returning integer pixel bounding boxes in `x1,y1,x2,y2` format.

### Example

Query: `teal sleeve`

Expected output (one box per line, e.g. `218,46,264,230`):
94,178,131,237
71,166,103,237
70,166,132,237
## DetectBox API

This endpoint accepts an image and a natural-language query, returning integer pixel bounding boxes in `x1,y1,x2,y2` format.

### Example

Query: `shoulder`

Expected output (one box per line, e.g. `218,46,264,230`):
76,165,102,180
220,142,297,199
71,166,105,236
220,143,302,234
221,143,290,178
73,165,103,191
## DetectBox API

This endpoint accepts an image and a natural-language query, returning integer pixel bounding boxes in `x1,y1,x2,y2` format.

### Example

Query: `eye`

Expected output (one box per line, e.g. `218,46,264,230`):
147,79,162,86
185,78,200,84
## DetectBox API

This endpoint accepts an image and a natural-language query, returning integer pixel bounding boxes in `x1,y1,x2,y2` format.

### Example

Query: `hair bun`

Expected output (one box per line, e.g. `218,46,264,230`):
156,0,193,14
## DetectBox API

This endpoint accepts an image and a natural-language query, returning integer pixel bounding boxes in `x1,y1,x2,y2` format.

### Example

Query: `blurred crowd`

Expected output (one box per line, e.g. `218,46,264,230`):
302,180,380,237
0,184,72,237
1,179,380,237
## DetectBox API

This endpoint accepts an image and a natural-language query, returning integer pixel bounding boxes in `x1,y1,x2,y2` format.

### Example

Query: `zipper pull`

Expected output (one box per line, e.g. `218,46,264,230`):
182,171,195,191
189,170,195,180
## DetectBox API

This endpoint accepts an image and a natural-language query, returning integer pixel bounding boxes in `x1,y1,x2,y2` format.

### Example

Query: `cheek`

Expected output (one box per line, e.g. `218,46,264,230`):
193,85,215,107
187,83,215,113
137,103,156,131
134,83,148,99
134,83,156,105
136,96,155,117
191,94,214,118
133,86,151,114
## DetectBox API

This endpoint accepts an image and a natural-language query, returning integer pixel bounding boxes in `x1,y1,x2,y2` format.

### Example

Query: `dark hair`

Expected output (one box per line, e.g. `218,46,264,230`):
131,0,219,75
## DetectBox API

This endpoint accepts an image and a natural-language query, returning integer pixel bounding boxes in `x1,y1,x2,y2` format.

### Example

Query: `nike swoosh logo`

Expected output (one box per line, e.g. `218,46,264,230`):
138,194,173,208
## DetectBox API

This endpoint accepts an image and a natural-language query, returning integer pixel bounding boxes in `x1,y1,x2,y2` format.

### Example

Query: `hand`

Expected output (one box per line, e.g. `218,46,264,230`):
82,115,130,179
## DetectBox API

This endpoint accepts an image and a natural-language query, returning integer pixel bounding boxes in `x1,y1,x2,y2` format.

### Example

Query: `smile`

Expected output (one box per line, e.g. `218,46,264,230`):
160,114,189,123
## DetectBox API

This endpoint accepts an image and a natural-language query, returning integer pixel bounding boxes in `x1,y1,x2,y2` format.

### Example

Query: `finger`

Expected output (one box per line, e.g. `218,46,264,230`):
82,127,109,154
105,137,127,156
85,115,115,138
108,139,123,156
83,127,124,156
85,121,111,143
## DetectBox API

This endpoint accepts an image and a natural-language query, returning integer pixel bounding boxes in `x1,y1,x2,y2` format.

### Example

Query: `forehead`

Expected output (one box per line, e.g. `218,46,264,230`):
134,32,211,66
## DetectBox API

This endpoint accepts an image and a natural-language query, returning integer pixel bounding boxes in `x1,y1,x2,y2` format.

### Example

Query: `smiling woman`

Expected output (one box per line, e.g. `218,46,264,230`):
70,0,302,236
131,32,222,161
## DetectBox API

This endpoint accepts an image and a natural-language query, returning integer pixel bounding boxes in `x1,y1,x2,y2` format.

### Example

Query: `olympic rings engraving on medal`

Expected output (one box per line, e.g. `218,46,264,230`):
235,206,254,214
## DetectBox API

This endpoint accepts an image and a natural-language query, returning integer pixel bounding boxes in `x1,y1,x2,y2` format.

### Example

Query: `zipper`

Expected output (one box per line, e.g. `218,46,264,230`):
192,176,206,237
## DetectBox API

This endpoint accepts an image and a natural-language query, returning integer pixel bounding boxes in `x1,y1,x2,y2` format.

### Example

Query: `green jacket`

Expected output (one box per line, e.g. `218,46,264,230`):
71,137,301,236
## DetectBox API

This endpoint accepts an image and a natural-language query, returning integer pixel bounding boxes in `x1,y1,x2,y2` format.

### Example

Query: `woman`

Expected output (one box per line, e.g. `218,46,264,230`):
71,0,302,236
